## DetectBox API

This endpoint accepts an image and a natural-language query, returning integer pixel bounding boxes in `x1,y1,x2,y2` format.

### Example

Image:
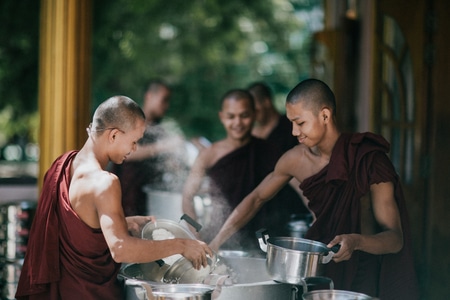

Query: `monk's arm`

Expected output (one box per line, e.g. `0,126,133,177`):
209,171,291,251
328,181,403,261
98,177,212,268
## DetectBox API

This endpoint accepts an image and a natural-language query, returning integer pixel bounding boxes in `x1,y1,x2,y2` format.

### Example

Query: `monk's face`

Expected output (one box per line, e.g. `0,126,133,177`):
109,119,146,164
143,86,171,121
286,101,329,148
252,96,271,125
219,97,255,141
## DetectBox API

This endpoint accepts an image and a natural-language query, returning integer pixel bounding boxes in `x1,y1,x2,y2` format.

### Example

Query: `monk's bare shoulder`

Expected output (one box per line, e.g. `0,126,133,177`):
69,165,122,228
278,144,309,167
275,144,320,183
90,170,119,196
71,166,120,204
197,140,230,169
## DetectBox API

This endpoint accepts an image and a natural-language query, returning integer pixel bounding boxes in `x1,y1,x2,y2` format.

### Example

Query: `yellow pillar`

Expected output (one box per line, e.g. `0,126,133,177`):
38,0,92,187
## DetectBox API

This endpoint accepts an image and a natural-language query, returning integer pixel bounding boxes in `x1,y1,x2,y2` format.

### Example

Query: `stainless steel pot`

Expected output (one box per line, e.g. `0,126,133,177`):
140,215,217,284
257,229,339,285
124,279,214,300
163,255,217,284
120,256,295,300
141,217,198,241
302,289,378,300
130,253,218,285
151,283,214,299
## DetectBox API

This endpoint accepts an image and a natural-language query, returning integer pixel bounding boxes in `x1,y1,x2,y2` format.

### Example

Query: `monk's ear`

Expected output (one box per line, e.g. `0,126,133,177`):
107,128,120,142
320,107,332,123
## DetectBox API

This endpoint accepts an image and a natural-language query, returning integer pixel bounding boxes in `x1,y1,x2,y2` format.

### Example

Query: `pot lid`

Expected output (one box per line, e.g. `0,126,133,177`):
142,219,196,240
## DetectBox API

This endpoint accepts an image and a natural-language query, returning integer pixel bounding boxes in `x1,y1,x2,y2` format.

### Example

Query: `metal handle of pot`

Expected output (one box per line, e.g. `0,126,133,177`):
255,228,270,253
321,244,341,264
180,214,202,232
155,259,165,267
124,279,155,300
300,276,334,294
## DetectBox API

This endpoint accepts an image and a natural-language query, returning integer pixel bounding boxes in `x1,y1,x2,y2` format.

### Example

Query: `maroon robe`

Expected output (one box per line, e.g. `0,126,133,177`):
301,133,419,299
266,114,298,153
204,137,304,250
16,151,123,300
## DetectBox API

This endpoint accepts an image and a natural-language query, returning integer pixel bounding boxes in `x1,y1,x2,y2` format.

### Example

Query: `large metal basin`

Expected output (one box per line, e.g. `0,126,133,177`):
120,256,294,300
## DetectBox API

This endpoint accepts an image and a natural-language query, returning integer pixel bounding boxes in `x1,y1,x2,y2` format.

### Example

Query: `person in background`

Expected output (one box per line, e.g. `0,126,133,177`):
209,79,419,299
182,89,305,251
248,81,310,224
112,79,187,216
247,81,298,153
16,96,212,300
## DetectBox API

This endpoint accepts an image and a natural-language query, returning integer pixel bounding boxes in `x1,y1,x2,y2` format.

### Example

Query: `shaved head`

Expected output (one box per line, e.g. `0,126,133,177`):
286,79,336,116
146,79,169,94
220,89,255,111
92,96,145,133
247,82,273,104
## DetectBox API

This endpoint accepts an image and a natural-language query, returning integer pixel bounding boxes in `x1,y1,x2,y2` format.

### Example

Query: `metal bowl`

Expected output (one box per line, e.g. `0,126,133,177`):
163,255,217,284
141,219,196,241
124,279,214,300
302,289,378,300
151,283,214,300
140,219,217,284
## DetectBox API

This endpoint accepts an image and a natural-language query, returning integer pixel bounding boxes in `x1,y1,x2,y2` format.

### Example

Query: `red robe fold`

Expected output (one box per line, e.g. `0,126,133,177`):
204,137,306,250
16,151,123,300
301,132,419,299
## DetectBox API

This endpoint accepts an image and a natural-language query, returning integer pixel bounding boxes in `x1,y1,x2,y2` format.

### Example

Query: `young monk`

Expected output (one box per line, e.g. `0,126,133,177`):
209,79,419,299
182,89,303,250
16,96,212,300
248,81,298,153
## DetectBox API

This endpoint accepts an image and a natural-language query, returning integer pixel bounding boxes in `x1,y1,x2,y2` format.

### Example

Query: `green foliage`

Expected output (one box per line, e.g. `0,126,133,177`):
0,0,322,146
0,107,39,147
0,0,40,146
92,0,322,141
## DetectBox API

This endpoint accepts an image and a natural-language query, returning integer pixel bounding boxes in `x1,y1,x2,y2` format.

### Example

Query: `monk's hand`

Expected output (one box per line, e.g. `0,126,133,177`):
181,239,213,270
327,234,360,262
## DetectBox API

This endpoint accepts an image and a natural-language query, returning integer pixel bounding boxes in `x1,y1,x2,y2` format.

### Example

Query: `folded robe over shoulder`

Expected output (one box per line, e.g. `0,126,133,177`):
301,133,419,299
16,151,122,300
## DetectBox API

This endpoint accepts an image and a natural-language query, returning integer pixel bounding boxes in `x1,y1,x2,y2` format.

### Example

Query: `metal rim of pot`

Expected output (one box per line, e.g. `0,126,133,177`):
162,254,218,284
151,292,209,300
256,229,340,285
150,283,215,294
302,289,378,300
124,279,215,300
121,256,297,300
141,218,197,241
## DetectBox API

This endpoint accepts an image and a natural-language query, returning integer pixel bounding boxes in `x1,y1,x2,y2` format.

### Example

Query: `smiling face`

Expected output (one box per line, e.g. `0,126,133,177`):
219,97,255,142
286,101,330,148
109,118,146,164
